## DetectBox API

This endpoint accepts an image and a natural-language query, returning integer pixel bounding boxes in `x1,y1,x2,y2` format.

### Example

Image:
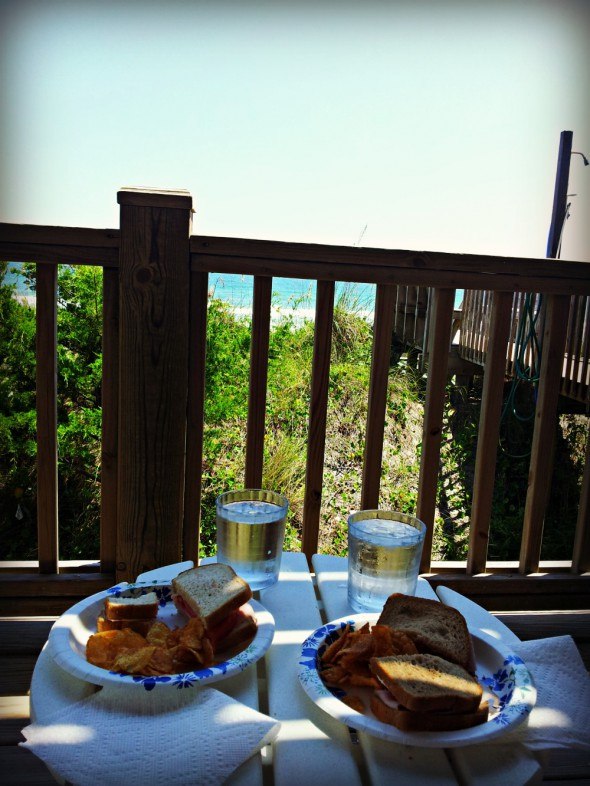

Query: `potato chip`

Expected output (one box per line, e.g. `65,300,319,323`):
200,636,214,666
319,622,420,692
340,634,373,660
174,618,214,666
166,627,181,647
170,644,198,669
86,629,148,670
178,618,206,648
341,695,365,713
86,633,116,669
179,617,206,642
390,629,418,655
321,665,349,685
321,625,350,664
88,605,217,676
146,620,171,648
112,646,157,674
341,657,373,677
116,629,149,649
369,625,395,657
347,673,378,688
144,646,176,676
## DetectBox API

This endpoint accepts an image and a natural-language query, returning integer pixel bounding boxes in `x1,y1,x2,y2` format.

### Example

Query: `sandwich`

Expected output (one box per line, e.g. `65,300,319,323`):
369,653,488,732
97,591,159,636
376,594,476,673
171,564,257,656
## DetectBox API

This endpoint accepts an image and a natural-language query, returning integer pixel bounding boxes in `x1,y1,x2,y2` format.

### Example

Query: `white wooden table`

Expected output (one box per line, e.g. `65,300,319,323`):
29,553,543,785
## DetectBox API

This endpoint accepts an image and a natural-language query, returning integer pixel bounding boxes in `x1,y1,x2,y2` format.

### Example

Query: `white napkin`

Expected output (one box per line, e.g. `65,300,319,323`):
494,635,590,751
21,685,280,786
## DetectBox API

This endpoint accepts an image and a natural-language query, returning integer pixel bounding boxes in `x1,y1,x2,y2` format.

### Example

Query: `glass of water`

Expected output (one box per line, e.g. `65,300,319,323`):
347,510,426,613
216,489,289,590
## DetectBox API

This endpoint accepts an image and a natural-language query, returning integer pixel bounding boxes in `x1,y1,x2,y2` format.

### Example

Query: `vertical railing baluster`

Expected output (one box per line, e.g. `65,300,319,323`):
245,276,273,489
580,298,590,401
519,294,570,573
569,295,586,399
36,262,58,573
572,432,590,574
100,266,119,573
417,288,455,572
562,295,578,398
505,292,521,376
465,289,476,363
467,291,513,574
302,280,334,561
361,283,396,509
183,270,209,564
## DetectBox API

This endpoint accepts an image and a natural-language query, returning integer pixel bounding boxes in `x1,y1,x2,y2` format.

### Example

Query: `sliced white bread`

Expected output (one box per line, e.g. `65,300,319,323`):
369,653,483,713
377,593,475,673
171,564,252,628
104,592,159,622
96,615,155,636
370,690,489,732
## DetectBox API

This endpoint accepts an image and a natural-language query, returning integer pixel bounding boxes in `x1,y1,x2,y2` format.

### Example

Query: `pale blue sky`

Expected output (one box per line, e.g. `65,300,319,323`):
1,0,589,261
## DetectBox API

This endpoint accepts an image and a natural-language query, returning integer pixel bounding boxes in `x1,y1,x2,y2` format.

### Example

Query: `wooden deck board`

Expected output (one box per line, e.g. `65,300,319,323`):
0,746,57,785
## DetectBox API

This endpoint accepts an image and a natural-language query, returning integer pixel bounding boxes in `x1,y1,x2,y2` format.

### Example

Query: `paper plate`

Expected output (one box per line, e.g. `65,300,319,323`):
47,580,274,691
298,613,536,747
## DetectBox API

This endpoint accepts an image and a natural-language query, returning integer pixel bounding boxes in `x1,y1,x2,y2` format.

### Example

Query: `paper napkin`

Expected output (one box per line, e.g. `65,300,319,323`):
496,635,590,751
21,685,280,786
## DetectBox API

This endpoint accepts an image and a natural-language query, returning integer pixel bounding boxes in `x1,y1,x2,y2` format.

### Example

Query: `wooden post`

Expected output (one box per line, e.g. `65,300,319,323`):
116,188,192,582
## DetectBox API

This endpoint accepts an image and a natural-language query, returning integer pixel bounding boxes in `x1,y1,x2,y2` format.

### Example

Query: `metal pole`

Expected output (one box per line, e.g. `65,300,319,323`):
546,130,573,258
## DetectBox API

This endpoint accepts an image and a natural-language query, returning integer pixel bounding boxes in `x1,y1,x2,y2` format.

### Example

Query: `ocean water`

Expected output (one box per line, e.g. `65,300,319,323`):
209,273,377,323
4,265,462,319
210,273,463,315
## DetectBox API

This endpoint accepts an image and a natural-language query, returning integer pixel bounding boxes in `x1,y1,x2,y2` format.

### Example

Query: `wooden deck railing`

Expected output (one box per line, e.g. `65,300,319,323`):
459,289,590,404
1,188,589,615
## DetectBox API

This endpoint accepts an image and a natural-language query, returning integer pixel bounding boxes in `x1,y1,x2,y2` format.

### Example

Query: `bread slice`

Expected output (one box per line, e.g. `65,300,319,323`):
377,594,475,672
212,610,258,658
171,564,252,628
96,615,154,637
370,691,489,732
369,653,483,713
104,592,159,622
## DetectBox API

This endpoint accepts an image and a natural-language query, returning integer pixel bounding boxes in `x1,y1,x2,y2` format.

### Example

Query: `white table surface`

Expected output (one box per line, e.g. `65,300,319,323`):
30,553,543,786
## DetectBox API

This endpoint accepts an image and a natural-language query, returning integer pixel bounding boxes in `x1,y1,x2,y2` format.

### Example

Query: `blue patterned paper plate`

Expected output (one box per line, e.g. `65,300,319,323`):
47,580,274,691
298,613,536,747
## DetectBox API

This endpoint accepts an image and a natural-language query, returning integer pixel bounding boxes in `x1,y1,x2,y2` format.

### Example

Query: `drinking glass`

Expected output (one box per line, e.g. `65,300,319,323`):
347,510,426,613
216,489,289,590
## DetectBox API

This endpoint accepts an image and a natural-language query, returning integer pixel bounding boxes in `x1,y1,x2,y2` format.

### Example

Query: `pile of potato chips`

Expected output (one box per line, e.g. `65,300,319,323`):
320,622,417,711
86,617,214,676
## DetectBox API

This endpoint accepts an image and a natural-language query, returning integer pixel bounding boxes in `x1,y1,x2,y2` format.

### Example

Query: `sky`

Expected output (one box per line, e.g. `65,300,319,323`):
1,0,589,262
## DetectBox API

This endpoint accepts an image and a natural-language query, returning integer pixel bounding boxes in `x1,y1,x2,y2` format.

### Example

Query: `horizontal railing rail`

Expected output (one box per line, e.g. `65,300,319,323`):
0,188,589,615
